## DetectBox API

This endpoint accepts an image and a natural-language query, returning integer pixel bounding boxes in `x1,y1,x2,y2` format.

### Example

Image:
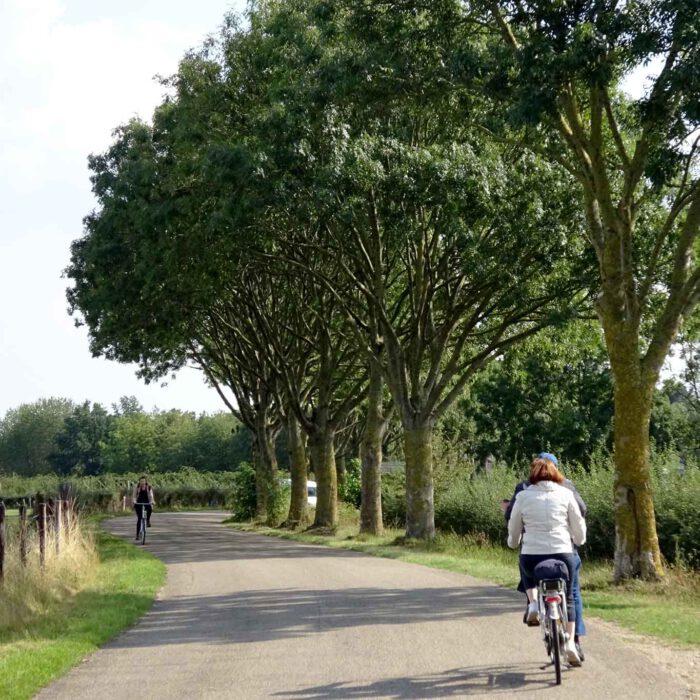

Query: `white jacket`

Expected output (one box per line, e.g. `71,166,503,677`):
507,481,586,554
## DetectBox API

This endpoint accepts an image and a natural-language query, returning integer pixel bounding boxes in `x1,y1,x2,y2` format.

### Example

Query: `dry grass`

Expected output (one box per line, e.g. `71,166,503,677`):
0,518,99,630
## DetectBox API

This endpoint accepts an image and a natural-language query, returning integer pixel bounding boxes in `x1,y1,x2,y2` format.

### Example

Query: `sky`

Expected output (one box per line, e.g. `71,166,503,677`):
0,0,246,418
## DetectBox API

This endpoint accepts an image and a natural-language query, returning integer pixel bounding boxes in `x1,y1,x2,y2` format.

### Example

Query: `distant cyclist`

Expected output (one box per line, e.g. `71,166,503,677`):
133,476,155,540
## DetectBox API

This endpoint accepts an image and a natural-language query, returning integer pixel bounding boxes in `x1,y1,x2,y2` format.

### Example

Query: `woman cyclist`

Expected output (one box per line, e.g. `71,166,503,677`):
132,476,155,540
507,456,586,666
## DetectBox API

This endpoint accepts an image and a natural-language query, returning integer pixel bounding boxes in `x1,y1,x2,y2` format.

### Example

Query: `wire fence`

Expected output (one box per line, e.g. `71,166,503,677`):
0,496,77,583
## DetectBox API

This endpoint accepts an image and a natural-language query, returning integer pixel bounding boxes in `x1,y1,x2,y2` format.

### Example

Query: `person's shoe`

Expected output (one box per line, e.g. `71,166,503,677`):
526,602,540,626
147,522,151,527
574,636,585,662
565,640,582,667
135,536,140,540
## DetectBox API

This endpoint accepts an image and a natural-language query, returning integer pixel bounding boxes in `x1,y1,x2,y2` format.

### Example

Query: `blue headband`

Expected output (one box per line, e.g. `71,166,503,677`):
537,452,559,466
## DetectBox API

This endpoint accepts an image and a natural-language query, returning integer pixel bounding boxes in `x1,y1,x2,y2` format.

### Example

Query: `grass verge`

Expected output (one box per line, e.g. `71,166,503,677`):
227,511,700,648
0,530,165,700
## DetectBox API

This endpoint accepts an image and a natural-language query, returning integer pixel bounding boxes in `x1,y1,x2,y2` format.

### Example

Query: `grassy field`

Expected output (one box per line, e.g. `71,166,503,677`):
228,509,700,648
0,530,165,700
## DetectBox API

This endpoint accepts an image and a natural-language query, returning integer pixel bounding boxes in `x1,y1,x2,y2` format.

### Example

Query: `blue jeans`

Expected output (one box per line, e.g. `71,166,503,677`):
573,551,586,637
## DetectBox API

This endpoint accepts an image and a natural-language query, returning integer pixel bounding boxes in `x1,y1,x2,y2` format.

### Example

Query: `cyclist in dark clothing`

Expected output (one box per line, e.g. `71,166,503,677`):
133,476,155,539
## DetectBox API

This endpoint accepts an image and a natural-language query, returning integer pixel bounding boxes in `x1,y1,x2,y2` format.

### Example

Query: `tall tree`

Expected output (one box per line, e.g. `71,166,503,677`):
243,0,590,537
477,0,700,578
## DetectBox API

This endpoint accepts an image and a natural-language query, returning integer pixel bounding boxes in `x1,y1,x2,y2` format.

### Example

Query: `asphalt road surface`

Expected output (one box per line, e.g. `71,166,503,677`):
36,512,691,699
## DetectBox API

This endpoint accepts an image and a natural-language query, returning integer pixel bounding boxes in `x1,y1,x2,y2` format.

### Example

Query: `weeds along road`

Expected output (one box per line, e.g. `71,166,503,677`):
37,512,689,699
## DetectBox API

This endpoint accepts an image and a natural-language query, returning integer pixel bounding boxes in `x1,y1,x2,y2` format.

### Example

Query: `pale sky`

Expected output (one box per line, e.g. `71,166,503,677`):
0,0,246,418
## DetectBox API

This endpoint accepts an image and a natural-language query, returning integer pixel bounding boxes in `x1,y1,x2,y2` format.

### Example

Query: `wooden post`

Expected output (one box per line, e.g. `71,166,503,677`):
0,502,5,583
55,499,62,556
62,500,71,544
37,498,46,568
19,502,27,567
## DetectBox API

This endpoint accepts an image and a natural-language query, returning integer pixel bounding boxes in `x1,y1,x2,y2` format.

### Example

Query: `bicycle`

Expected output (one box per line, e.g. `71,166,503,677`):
534,561,571,686
134,502,152,546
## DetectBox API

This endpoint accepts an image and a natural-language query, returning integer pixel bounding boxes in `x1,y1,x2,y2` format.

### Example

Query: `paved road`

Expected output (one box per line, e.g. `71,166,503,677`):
37,512,690,699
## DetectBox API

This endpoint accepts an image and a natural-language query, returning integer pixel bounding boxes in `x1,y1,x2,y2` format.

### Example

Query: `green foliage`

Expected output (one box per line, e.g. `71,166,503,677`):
338,458,361,507
462,321,613,466
382,453,700,568
0,468,246,512
50,402,112,476
0,397,251,478
228,462,257,521
0,398,75,475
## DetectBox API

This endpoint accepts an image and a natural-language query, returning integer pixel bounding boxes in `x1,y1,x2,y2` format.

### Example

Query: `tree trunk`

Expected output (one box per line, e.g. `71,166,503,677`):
611,374,664,580
309,425,338,530
286,413,309,529
253,417,280,526
360,363,385,536
336,452,347,492
403,422,435,539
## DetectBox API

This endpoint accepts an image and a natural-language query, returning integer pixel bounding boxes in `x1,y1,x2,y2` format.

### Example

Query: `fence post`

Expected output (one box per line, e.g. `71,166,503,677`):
62,500,71,544
55,499,62,556
19,501,27,567
0,501,5,583
37,496,46,568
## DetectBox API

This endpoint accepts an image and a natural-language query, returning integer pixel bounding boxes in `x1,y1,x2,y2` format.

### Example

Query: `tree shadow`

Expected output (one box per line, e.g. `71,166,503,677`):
273,663,565,698
105,584,523,649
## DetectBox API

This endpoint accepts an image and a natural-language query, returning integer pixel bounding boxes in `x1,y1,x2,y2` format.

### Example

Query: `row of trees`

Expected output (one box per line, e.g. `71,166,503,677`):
68,1,700,580
0,397,250,476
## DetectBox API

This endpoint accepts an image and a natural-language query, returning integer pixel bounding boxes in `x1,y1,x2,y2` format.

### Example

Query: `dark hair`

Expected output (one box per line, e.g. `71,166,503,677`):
529,458,564,485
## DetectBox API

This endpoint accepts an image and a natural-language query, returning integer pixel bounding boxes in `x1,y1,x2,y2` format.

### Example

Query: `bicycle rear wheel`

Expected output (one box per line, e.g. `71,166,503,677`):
550,615,562,685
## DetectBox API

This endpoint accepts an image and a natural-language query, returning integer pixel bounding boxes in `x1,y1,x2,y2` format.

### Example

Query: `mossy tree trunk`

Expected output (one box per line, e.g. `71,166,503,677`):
610,375,661,580
336,451,347,493
403,421,435,539
309,414,338,529
360,361,387,536
599,281,665,580
253,413,280,526
286,412,309,528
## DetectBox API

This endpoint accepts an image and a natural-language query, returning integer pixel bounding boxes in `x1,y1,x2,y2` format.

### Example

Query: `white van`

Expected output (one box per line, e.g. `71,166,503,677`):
280,478,317,507
306,480,317,507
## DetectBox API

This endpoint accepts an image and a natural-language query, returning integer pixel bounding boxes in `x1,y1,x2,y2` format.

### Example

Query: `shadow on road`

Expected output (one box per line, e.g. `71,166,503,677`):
272,663,567,697
105,513,380,565
107,584,523,648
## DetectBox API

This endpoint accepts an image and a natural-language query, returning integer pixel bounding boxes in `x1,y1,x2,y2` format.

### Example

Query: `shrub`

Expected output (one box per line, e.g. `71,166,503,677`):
380,450,700,568
339,458,361,507
381,470,406,528
229,462,257,520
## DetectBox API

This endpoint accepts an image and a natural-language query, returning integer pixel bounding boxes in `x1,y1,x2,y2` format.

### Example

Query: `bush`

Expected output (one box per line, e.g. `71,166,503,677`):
381,451,700,568
381,470,406,528
229,462,257,520
436,466,518,544
339,458,361,507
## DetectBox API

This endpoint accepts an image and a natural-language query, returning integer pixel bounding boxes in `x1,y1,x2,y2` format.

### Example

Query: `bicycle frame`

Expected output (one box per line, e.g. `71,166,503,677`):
135,503,151,545
538,578,569,685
